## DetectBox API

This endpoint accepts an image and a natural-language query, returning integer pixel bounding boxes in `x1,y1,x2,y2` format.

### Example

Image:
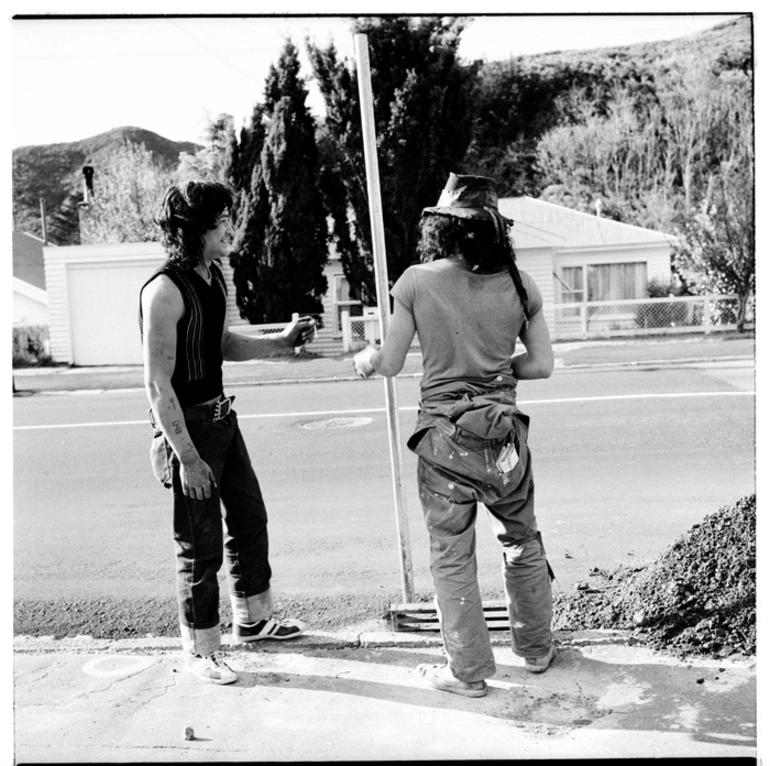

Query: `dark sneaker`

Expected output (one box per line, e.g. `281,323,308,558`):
524,643,558,674
185,651,237,684
233,617,307,643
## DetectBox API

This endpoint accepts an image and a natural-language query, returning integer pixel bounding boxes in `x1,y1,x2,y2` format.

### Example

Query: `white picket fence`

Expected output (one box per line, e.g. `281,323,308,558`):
339,294,754,350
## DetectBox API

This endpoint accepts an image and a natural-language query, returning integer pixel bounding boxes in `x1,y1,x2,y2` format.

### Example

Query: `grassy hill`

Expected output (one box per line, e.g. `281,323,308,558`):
12,126,201,240
522,14,750,68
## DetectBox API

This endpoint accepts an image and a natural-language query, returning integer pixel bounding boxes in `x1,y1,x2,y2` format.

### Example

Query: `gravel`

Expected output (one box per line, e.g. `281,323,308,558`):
553,494,756,659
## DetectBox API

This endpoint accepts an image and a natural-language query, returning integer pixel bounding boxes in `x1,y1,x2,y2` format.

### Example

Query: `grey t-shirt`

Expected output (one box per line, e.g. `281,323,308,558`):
391,259,542,396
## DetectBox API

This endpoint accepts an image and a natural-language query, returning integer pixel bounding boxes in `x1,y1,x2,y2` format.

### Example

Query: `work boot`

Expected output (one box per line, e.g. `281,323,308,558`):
524,643,558,673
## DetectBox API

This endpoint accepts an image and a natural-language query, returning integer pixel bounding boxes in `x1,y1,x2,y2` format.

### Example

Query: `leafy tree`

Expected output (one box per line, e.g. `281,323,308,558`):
308,16,479,303
465,51,659,197
673,167,754,331
177,113,237,185
229,40,328,324
79,140,175,244
672,69,754,331
536,86,682,231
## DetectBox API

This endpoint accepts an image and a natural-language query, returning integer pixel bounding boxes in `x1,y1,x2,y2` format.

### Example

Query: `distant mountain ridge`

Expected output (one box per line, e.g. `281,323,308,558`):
12,127,202,239
13,125,201,156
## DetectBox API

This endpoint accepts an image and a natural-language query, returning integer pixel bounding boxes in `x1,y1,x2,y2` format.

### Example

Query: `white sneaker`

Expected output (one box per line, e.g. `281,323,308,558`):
185,651,238,685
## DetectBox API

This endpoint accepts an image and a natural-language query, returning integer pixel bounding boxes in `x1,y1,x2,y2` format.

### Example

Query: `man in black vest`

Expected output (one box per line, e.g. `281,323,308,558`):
140,181,316,684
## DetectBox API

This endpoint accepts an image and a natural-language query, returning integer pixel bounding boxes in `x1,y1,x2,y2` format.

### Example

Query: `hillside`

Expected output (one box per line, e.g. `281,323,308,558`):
520,14,750,70
465,14,751,199
12,127,201,240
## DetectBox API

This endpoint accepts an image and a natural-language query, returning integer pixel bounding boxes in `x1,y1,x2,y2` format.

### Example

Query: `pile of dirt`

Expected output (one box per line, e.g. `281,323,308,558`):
553,494,756,659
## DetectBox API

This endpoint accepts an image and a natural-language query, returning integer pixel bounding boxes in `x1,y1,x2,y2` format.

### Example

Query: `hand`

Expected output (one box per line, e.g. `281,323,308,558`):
282,316,317,347
353,345,378,378
179,454,217,500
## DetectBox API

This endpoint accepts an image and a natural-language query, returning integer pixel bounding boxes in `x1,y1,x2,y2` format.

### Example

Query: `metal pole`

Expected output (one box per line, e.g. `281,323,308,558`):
39,198,47,244
353,33,415,602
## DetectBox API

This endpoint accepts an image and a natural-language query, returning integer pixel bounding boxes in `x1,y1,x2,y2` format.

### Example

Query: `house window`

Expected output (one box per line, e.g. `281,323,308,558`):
557,262,647,302
332,274,362,335
587,263,647,301
557,266,584,303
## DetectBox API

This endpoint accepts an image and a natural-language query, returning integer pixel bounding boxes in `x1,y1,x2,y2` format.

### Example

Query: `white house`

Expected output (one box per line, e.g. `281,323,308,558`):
13,231,50,325
498,197,677,336
501,196,676,302
42,197,678,365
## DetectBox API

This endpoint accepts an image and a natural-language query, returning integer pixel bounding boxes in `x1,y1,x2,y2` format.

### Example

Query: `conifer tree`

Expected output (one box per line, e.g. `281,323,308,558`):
308,16,479,303
177,114,237,185
230,41,328,324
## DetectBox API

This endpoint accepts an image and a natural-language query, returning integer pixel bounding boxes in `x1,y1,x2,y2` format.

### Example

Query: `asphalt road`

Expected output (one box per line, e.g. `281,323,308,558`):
13,359,755,635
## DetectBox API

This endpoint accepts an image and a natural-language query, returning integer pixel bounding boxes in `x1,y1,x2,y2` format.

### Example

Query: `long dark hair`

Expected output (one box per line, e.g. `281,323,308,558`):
417,213,530,319
155,181,234,270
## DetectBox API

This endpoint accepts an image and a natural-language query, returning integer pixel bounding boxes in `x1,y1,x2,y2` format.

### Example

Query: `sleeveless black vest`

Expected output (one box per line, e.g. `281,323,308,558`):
140,261,227,406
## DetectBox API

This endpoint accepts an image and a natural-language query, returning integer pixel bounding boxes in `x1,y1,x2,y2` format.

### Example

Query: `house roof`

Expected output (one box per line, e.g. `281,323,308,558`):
499,196,678,249
13,230,51,290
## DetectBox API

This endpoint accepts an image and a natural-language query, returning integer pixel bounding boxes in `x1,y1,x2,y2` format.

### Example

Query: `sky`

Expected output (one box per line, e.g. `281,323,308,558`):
9,11,745,149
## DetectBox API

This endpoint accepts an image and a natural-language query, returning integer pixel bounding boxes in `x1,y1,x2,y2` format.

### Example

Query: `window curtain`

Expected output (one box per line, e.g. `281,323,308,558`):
559,266,584,303
587,263,647,301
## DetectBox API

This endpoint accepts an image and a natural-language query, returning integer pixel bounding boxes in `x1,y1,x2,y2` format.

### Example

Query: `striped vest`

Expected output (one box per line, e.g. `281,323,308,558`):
140,261,227,406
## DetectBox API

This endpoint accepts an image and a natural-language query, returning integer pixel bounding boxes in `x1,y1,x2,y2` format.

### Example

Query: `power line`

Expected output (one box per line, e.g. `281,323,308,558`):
165,18,263,85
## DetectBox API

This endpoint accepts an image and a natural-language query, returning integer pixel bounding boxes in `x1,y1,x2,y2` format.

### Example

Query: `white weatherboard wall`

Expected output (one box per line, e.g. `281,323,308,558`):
13,278,49,325
515,246,556,328
44,242,244,366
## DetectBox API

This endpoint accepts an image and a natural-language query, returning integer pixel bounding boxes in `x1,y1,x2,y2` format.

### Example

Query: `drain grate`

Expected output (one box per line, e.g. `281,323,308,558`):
389,601,510,632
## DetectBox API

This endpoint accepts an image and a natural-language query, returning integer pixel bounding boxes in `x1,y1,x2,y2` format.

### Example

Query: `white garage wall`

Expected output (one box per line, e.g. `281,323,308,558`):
68,261,164,365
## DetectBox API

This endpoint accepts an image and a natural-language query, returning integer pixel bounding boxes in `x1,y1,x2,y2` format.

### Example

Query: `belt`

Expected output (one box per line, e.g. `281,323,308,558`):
148,395,235,428
182,395,235,422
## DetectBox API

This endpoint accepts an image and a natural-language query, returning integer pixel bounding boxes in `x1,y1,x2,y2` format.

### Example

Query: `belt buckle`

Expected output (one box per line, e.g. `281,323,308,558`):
213,396,232,422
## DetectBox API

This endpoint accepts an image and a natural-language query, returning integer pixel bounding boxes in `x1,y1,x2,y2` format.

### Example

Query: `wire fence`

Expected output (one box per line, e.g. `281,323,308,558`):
339,295,753,350
553,294,754,340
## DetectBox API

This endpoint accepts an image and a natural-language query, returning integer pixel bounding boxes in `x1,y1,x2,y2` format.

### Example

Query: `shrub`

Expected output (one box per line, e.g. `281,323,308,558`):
12,325,53,367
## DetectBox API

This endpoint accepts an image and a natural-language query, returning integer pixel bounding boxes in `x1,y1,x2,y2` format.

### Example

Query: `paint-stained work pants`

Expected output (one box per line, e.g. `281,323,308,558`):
413,413,553,683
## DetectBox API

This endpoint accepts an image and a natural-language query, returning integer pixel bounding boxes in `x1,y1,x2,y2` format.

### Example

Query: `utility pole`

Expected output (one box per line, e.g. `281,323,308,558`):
39,198,47,244
354,33,415,603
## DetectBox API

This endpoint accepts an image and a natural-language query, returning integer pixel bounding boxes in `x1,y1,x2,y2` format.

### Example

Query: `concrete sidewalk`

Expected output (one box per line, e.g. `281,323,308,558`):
12,333,756,395
13,627,757,762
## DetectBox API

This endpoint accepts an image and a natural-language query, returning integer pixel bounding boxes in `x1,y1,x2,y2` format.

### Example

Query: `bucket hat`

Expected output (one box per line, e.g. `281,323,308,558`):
422,173,512,241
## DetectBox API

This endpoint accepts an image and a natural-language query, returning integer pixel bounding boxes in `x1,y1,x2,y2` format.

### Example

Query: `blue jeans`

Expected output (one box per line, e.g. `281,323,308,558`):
413,414,553,683
150,409,274,656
